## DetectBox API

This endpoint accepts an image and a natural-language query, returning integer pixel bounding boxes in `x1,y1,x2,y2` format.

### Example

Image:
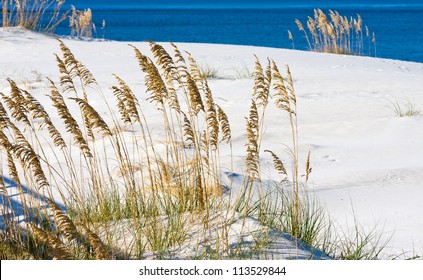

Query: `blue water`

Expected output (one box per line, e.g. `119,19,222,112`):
30,1,423,62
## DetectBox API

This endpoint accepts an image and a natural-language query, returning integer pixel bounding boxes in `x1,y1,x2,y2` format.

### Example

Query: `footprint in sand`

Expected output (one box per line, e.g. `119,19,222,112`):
321,155,339,162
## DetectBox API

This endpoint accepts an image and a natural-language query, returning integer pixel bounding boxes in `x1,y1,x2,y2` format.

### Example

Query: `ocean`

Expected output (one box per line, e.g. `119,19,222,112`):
13,1,423,62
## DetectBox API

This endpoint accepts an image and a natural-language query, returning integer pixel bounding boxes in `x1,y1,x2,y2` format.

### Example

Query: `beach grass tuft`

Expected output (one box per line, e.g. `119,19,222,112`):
1,0,68,33
387,98,420,117
292,9,376,56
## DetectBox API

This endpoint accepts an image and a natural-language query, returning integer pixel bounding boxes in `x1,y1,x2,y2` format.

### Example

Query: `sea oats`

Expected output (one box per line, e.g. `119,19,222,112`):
305,151,312,183
31,224,72,260
82,225,110,259
186,52,204,86
288,30,293,40
295,10,372,55
182,112,195,147
0,129,10,149
1,80,30,127
253,56,271,108
245,100,260,179
0,99,11,129
48,198,81,241
69,6,93,37
264,150,288,177
204,81,219,150
271,61,292,114
285,65,297,107
149,42,181,111
58,39,96,88
295,19,305,31
149,41,177,80
170,42,191,83
48,78,92,157
216,105,231,143
112,74,141,124
186,74,204,115
18,88,67,149
69,97,112,138
201,129,210,160
55,54,77,94
10,126,50,190
132,46,167,106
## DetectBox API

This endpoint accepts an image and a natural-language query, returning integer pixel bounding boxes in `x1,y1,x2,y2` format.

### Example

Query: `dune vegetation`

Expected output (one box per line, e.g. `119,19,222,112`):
1,0,93,37
0,39,391,260
290,9,376,56
1,0,67,32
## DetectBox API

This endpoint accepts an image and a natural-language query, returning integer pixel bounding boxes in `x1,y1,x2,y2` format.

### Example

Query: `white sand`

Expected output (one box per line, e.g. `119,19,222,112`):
1,28,422,259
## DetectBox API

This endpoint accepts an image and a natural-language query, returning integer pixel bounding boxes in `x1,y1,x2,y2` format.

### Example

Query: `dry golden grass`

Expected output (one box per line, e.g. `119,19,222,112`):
291,9,376,56
0,41,391,260
0,40,235,258
1,0,67,33
69,5,93,38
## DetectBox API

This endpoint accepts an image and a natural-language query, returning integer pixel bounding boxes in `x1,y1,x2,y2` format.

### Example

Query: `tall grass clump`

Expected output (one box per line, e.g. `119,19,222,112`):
1,0,68,33
387,98,420,117
69,5,93,38
198,63,220,80
291,9,376,56
233,63,253,79
0,41,392,260
237,56,312,242
0,40,234,259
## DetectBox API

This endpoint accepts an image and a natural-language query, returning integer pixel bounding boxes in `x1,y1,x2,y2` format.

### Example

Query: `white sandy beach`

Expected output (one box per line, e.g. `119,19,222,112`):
1,27,422,259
